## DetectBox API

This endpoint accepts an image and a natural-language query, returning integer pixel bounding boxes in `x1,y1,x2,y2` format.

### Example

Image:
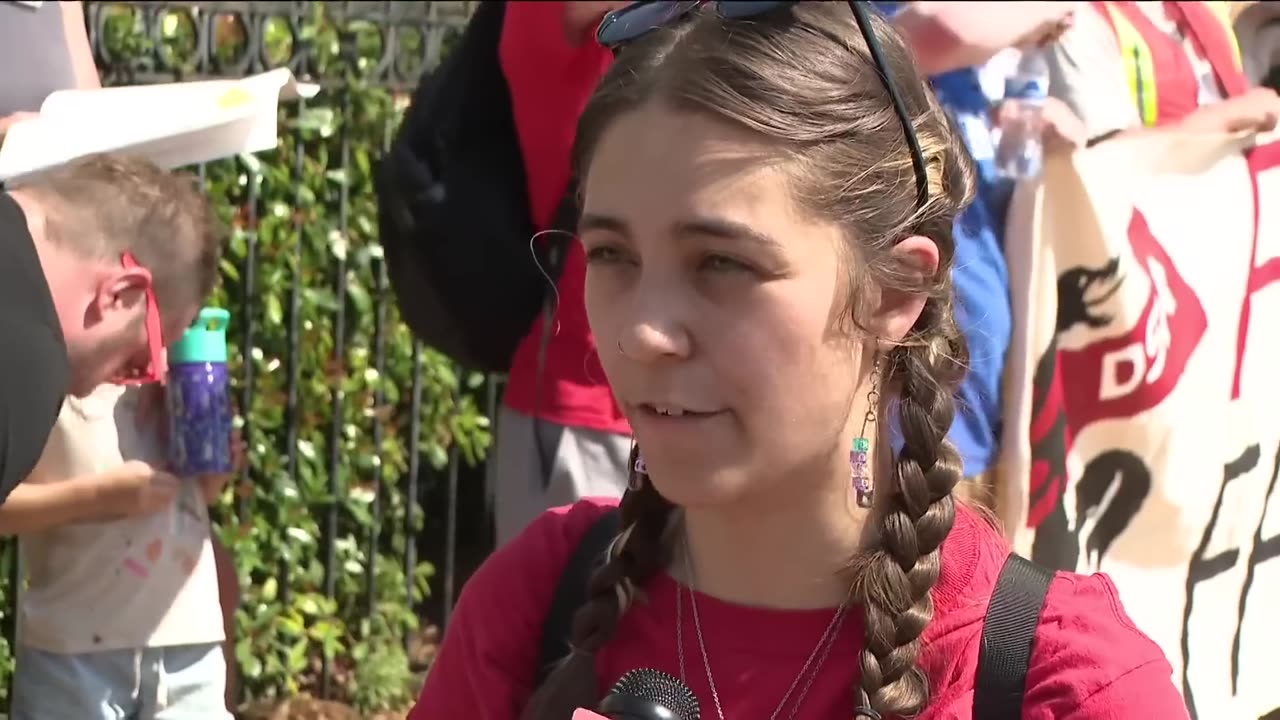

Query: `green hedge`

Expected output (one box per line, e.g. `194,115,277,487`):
0,3,483,713
202,7,485,712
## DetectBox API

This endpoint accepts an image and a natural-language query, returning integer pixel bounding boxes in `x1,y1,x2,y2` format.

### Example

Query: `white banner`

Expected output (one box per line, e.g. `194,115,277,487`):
0,68,319,184
998,129,1280,720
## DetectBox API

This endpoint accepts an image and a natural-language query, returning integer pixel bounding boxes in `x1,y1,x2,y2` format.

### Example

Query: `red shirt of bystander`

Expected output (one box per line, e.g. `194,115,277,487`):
498,1,630,436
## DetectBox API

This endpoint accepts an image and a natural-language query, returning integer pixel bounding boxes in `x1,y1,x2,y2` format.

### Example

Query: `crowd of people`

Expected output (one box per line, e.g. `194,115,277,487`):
406,2,1280,719
1,0,1278,719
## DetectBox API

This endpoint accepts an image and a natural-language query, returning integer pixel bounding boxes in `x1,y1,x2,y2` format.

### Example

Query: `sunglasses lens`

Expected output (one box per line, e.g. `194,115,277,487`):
597,1,702,47
717,1,790,19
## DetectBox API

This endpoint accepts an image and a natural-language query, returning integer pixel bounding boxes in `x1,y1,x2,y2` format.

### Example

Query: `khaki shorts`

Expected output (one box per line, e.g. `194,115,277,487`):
489,407,632,546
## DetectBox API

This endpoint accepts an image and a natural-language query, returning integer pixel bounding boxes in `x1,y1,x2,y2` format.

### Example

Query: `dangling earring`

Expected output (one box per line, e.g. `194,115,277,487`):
851,355,881,508
629,447,648,491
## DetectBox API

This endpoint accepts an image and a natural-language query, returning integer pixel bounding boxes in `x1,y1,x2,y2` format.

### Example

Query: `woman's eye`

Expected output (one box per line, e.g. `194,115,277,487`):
584,245,626,264
701,254,751,273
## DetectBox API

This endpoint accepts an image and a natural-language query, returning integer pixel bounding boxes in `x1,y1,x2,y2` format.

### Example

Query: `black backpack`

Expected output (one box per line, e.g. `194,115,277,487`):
537,509,1053,719
374,1,575,374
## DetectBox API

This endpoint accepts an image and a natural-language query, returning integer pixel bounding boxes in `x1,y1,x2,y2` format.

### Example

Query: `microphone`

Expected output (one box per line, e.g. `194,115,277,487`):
581,668,701,720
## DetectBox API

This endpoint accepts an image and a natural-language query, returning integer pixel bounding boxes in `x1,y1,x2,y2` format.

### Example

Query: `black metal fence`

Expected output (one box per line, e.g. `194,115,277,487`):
3,1,494,710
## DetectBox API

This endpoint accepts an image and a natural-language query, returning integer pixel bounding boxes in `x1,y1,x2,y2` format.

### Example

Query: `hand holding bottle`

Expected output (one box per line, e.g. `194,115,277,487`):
98,460,181,518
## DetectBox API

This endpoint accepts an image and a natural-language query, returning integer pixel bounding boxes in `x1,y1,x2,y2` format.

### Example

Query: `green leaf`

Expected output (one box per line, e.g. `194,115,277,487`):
265,293,284,326
294,107,337,135
261,577,278,602
287,637,310,672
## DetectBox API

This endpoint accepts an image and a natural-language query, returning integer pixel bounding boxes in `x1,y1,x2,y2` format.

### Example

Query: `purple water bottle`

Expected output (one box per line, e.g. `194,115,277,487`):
167,307,233,476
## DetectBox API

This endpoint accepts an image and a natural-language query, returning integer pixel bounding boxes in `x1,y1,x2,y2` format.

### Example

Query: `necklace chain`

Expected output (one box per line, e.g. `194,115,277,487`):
676,534,852,720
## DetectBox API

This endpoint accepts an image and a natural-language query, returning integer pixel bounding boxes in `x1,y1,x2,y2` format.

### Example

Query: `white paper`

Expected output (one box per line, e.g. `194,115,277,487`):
0,68,319,184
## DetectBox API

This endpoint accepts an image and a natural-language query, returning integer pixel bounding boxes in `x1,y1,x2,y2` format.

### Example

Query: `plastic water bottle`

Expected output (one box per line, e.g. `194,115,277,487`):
995,50,1050,179
167,307,233,476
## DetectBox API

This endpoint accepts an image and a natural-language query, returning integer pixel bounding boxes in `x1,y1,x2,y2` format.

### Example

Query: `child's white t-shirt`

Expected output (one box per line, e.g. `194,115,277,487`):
18,383,225,653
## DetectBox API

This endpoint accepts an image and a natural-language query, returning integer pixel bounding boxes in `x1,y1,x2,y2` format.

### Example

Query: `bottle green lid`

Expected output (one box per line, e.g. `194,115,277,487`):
168,307,231,364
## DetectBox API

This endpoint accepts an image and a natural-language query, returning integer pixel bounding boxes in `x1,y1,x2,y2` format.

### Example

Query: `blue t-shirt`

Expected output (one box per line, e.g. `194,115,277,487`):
931,65,1008,476
932,69,1014,478
873,3,1013,478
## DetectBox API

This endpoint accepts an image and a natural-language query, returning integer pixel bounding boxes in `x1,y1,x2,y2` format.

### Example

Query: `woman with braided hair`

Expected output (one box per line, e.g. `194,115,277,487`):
409,3,1185,719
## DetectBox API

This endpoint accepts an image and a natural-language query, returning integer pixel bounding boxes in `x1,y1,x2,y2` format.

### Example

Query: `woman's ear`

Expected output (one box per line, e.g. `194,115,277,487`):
865,235,940,344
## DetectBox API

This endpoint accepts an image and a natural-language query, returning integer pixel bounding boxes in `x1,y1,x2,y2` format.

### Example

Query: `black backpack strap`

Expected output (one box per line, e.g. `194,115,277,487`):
973,553,1054,720
536,508,622,685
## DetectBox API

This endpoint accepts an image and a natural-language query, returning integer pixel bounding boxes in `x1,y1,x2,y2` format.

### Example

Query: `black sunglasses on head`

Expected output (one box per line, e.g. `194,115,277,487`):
596,0,930,211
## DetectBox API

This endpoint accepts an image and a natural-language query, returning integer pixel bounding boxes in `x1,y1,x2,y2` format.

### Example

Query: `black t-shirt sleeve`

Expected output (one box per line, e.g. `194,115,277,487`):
0,310,68,504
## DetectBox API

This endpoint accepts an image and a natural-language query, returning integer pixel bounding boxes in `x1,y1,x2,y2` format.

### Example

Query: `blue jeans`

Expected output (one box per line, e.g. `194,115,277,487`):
12,643,230,720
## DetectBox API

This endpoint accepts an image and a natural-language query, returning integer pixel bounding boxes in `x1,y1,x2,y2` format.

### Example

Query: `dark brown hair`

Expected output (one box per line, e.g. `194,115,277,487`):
15,152,224,327
523,3,973,718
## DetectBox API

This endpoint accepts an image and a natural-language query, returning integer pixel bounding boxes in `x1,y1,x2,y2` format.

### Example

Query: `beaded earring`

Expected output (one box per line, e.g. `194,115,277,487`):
851,356,881,508
629,449,648,491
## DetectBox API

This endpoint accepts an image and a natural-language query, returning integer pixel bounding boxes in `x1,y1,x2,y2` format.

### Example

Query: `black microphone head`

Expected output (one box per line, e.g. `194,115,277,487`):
600,668,700,720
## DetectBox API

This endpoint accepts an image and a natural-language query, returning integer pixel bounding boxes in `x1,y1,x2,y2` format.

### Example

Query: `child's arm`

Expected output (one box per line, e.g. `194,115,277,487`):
0,475,113,535
0,461,180,536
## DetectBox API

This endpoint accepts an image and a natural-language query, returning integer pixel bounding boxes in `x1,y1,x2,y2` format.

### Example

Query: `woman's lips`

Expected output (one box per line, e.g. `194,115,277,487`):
633,403,727,429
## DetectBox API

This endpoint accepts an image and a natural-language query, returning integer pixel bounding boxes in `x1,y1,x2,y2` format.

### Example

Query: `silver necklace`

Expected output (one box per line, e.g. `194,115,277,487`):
676,534,853,720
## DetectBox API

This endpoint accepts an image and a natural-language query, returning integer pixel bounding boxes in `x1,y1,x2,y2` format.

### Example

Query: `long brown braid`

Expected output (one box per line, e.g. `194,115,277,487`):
852,298,968,716
524,3,974,719
519,447,676,720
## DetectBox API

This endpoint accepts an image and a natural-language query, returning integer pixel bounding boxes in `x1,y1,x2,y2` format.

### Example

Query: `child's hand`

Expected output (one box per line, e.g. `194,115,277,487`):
100,460,180,517
197,429,247,504
197,473,231,504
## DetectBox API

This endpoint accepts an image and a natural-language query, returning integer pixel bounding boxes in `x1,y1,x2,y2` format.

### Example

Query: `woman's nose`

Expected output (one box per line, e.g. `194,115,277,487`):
618,320,692,362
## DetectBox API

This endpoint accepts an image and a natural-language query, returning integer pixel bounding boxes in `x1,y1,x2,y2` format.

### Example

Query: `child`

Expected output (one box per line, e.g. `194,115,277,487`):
2,382,234,719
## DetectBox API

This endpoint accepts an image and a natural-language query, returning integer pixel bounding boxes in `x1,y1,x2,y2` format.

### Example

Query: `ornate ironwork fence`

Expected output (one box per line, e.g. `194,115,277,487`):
1,1,493,712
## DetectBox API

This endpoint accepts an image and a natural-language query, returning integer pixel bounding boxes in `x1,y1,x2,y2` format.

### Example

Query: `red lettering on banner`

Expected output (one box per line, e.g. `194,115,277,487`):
1231,140,1280,400
1058,208,1206,430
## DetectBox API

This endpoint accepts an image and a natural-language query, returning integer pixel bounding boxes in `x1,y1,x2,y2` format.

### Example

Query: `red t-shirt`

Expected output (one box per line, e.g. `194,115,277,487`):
498,1,630,435
408,498,1188,719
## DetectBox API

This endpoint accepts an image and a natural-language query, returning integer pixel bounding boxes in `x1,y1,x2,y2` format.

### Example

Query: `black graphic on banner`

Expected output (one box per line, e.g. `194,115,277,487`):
1028,337,1072,570
1026,261,1120,569
1181,442,1280,719
1075,450,1151,570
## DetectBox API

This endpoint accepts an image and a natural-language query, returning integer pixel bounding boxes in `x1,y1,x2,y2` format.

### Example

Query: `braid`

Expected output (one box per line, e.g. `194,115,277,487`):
854,295,967,717
520,447,676,720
